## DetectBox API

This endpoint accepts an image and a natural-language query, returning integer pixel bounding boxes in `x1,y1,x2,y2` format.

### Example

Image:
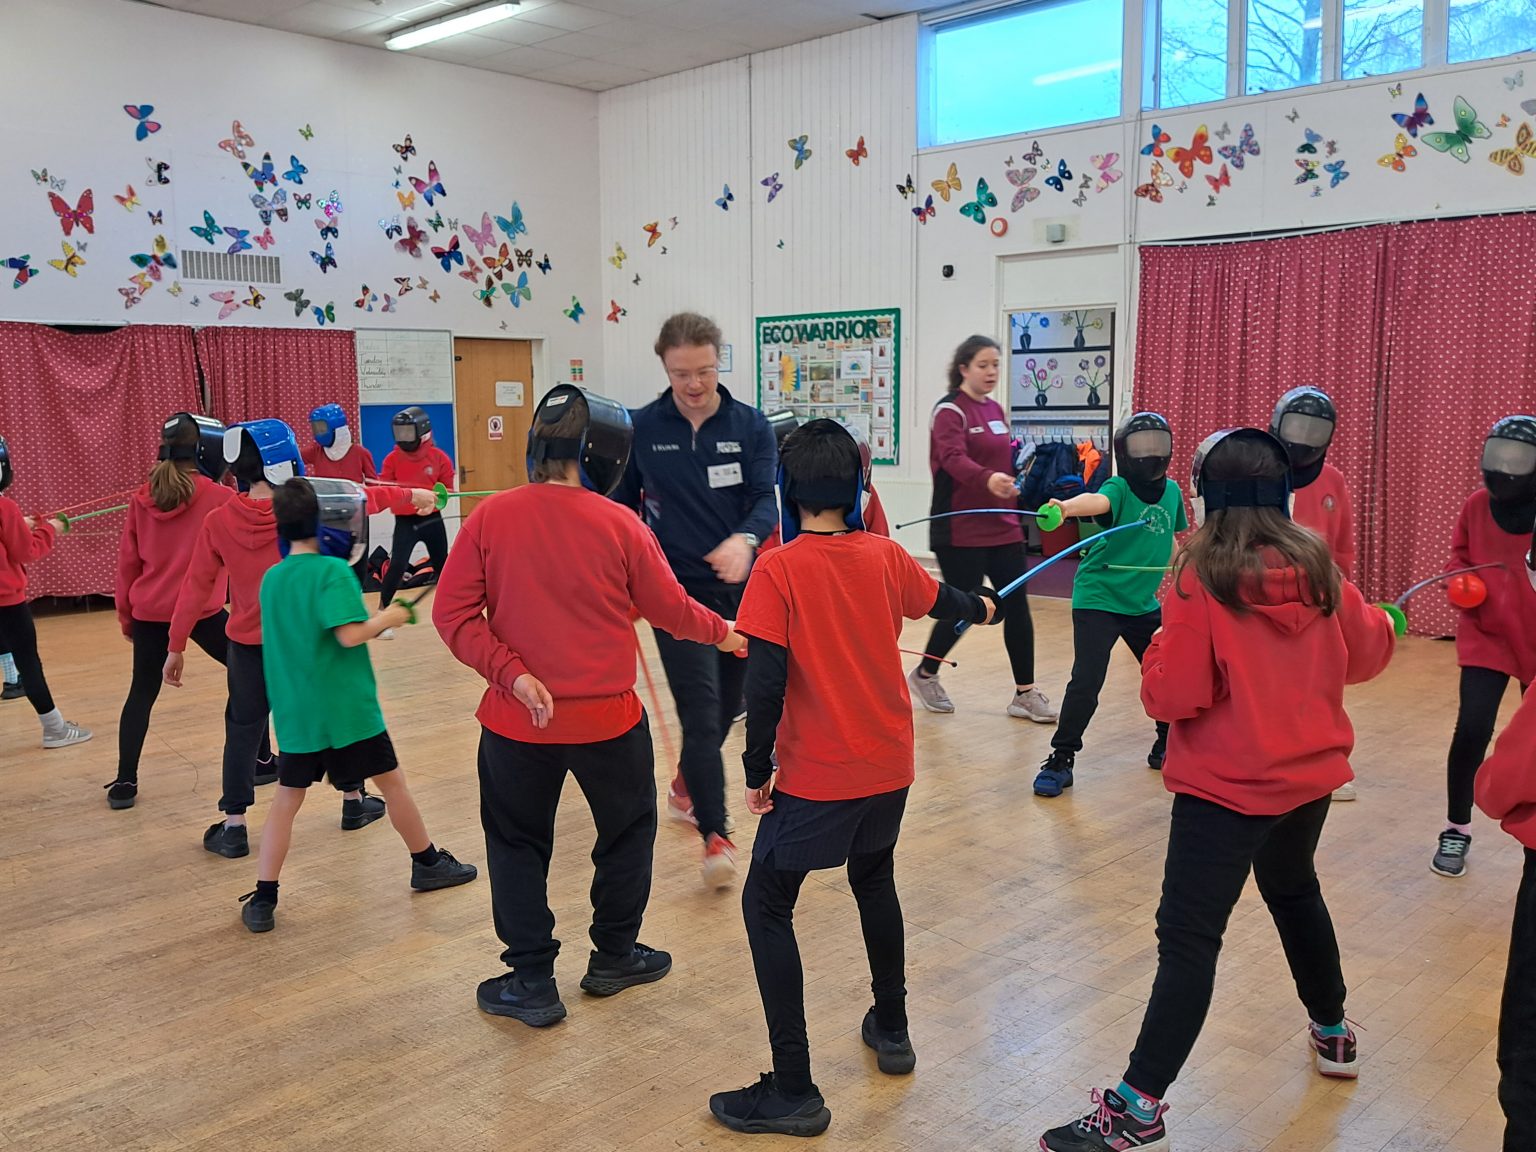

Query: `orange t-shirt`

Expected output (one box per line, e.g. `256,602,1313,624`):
736,531,939,801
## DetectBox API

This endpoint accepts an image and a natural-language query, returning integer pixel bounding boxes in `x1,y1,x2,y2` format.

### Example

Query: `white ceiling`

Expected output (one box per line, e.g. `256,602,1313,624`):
134,0,954,92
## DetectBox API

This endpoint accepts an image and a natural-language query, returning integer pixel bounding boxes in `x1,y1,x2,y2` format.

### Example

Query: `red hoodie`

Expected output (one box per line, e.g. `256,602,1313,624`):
1292,463,1355,579
433,482,728,745
1476,683,1536,850
1142,558,1395,816
302,442,377,484
380,444,454,516
115,475,234,633
0,496,56,607
1446,489,1536,684
169,494,278,651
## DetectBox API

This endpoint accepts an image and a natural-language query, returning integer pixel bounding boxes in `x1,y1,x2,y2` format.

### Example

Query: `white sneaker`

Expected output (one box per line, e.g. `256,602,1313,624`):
666,780,697,827
702,833,737,889
1008,687,1059,724
378,628,396,640
1332,781,1357,801
42,721,93,749
907,668,954,714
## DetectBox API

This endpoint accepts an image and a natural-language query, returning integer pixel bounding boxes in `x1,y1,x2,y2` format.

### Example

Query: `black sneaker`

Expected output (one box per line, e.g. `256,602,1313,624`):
580,942,672,996
1431,829,1471,878
1034,750,1075,797
861,1007,916,1074
476,973,567,1026
410,847,478,891
1148,732,1167,771
1,679,23,701
340,792,386,830
104,780,138,810
204,822,249,858
254,757,279,786
1040,1087,1170,1151
709,1073,831,1137
238,891,275,933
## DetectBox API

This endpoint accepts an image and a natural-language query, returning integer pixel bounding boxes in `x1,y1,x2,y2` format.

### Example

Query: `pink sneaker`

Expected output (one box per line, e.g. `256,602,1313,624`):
1309,1020,1359,1078
666,776,697,827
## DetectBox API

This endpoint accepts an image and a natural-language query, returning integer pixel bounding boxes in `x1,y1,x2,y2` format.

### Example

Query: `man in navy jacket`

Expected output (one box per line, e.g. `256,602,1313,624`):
612,312,777,888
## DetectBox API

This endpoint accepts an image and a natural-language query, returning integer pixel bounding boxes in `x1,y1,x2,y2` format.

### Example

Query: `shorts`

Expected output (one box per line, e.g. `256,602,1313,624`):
276,730,399,791
751,786,908,871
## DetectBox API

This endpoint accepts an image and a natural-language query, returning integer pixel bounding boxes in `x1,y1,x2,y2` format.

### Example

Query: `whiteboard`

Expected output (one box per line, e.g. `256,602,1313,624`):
356,328,454,406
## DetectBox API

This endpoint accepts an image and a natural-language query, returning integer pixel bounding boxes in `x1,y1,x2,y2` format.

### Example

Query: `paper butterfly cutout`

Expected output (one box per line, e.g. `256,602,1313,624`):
1133,160,1174,203
190,210,222,246
7,256,36,289
410,162,445,205
1005,167,1039,210
417,276,430,290
250,227,276,252
397,218,428,257
432,234,463,272
1022,140,1045,164
1392,92,1434,138
1507,69,1525,90
209,291,243,321
536,254,552,275
311,242,338,272
458,257,484,285
565,296,584,322
1500,114,1512,128
394,277,413,296
1325,139,1338,156
167,281,182,297
788,134,811,169
475,277,499,308
1043,158,1072,192
251,189,288,225
1207,195,1218,207
144,210,162,228
505,271,530,308
1217,123,1260,169
633,273,641,285
895,173,915,199
125,105,161,141
129,271,155,294
1294,158,1320,183
607,299,627,323
244,286,264,309
499,321,508,331
1489,123,1536,174
398,188,417,211
1141,124,1170,157
669,216,679,229
219,120,255,160
1285,108,1300,122
1388,83,1404,98
913,194,936,223
609,243,627,269
50,190,95,236
496,202,527,237
846,135,867,166
1324,159,1349,188
242,152,277,189
1089,153,1122,192
313,302,336,327
295,194,312,210
393,134,416,160
224,226,252,255
1378,132,1418,171
321,191,343,218
115,185,140,211
643,221,662,246
515,249,532,267
1205,163,1230,193
463,213,495,254
446,217,459,233
1297,127,1323,154
761,172,783,202
31,168,65,192
1072,189,1087,207
48,241,86,277
1422,95,1491,163
1167,125,1212,177
429,291,440,303
146,158,171,185
427,212,444,232
130,235,178,280
959,178,996,224
119,286,141,307
283,155,308,185
715,184,734,211
1079,173,1092,189
1213,122,1231,140
315,217,339,241
355,285,378,312
299,124,314,141
284,287,312,315
380,216,403,239
484,243,512,280
381,294,396,314
932,163,961,202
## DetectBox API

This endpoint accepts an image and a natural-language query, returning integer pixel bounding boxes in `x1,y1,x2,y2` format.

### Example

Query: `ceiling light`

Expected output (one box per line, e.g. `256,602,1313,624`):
386,1,518,51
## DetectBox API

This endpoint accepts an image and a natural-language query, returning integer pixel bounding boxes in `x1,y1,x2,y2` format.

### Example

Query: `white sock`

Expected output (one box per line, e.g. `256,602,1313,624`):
39,707,66,735
0,652,16,681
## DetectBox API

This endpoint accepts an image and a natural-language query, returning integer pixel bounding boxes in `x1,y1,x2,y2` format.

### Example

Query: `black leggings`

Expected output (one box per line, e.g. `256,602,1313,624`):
1500,847,1536,1150
378,512,448,608
1447,665,1525,826
0,602,54,715
921,543,1034,685
1053,608,1167,755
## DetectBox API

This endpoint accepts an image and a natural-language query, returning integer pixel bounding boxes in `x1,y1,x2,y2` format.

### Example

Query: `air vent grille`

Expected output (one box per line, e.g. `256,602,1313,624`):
178,250,282,285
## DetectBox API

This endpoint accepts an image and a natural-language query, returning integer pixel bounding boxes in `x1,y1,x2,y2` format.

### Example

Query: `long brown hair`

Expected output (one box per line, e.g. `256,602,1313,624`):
946,335,999,392
1175,434,1340,615
148,421,199,512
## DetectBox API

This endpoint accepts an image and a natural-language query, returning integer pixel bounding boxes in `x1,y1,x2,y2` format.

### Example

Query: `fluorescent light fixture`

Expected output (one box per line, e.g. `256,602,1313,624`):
385,1,518,51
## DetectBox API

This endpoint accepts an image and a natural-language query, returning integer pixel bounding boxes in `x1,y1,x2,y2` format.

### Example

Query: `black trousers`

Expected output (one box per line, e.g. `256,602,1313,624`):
221,640,272,815
0,602,54,715
921,543,1034,685
1125,793,1345,1099
653,584,746,842
1500,847,1536,1150
1447,665,1525,825
378,511,448,608
1052,608,1167,755
477,719,657,979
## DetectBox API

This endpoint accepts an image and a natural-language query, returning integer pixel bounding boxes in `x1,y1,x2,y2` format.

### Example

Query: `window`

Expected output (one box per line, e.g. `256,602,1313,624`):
931,0,1123,146
1448,0,1536,64
1154,0,1228,107
1245,0,1323,93
1343,0,1422,77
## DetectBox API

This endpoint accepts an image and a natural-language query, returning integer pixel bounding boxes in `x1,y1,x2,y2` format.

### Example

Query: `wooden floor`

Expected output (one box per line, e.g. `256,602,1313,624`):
0,595,1517,1151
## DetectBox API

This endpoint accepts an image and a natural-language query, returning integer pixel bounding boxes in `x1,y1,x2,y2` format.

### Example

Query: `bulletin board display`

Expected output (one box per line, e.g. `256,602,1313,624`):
756,308,901,465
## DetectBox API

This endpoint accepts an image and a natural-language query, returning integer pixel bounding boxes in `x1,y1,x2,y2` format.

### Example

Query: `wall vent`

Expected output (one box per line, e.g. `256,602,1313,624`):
178,250,283,285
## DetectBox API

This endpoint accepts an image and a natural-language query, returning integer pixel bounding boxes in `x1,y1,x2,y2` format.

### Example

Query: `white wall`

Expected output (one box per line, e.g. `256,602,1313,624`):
4,0,604,387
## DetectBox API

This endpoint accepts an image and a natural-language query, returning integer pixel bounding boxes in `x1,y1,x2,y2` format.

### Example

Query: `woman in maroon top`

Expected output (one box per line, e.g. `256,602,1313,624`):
909,336,1056,723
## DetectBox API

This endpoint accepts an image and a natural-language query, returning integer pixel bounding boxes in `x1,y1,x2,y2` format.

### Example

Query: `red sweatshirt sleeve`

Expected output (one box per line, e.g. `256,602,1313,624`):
1333,479,1357,579
115,504,145,636
1336,579,1395,685
169,519,223,653
1476,687,1536,840
431,518,533,692
1140,575,1219,721
931,405,994,488
434,447,455,492
1447,500,1473,572
365,484,416,516
360,448,378,481
379,450,398,483
0,500,56,565
628,522,728,645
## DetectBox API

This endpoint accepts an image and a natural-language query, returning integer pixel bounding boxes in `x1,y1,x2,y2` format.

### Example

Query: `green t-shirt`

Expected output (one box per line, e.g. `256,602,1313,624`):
259,552,385,754
1070,476,1188,616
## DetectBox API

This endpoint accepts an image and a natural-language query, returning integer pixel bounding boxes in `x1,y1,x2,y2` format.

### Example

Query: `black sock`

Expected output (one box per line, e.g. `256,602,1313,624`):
774,1068,813,1098
411,844,441,866
255,879,279,906
875,998,907,1034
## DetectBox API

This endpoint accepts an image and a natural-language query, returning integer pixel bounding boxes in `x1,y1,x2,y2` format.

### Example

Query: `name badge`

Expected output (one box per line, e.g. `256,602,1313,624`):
708,462,743,488
988,419,1009,435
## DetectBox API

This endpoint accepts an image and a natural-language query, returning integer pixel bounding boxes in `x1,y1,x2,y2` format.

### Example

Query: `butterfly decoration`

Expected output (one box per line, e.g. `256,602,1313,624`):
1072,189,1087,207
895,173,915,199
643,221,662,246
355,285,378,312
7,256,36,289
564,296,584,322
607,299,627,323
1213,122,1231,140
1294,158,1320,184
410,162,446,205
1205,163,1231,193
432,234,464,272
1217,123,1260,169
1005,167,1039,210
609,243,627,269
1325,139,1338,156
669,216,679,229
219,120,255,160
499,321,508,331
393,134,416,160
932,163,962,202
1167,125,1213,177
1489,122,1536,174
536,254,552,275
124,105,161,141
114,185,140,212
397,188,417,211
209,291,244,321
515,248,533,268
166,281,182,297
1499,114,1512,128
47,241,85,277
144,210,163,228
299,124,314,141
1377,131,1418,172
311,242,338,273
1296,127,1323,154
1507,69,1525,90
459,256,484,284
715,184,734,211
1089,153,1122,192
312,301,336,327
429,291,440,303
1388,82,1404,98
283,155,308,185
913,193,936,223
484,243,512,280
1022,140,1046,164
417,276,430,290
284,287,311,316
321,191,344,218
395,217,428,258
427,212,445,232
295,194,312,210
251,189,288,225
244,286,264,309
845,135,867,166
315,217,339,241
380,215,403,240
463,213,495,254
1079,173,1092,189
49,190,95,236
958,178,996,224
1177,181,1188,193
1043,158,1073,192
130,271,155,295
380,294,396,314
788,134,811,169
224,226,252,255
446,216,459,233
1133,160,1174,203
496,202,527,237
1391,92,1435,138
1207,194,1218,207
504,271,530,308
660,246,667,255
119,286,142,308
131,234,178,278
31,168,65,192
242,152,277,190
1284,108,1300,123
1324,159,1350,188
189,296,200,307
761,172,783,202
776,239,785,249
1423,95,1491,163
394,276,413,296
1141,124,1171,157
146,158,171,185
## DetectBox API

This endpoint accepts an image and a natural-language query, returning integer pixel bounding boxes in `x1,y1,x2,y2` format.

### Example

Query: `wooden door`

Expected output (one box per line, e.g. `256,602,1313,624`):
452,338,535,516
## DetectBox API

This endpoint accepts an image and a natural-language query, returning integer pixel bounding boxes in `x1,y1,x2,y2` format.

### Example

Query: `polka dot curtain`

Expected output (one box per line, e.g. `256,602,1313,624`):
194,327,360,457
0,323,201,599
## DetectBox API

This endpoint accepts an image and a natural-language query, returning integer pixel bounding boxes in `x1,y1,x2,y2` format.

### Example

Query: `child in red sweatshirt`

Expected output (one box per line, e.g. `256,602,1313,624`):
1040,429,1395,1152
434,385,742,1029
1432,416,1536,879
377,405,454,615
301,403,377,483
0,433,90,748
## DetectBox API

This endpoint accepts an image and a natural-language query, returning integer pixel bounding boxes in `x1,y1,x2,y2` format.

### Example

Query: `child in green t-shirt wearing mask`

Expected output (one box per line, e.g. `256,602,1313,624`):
238,477,477,933
1034,413,1188,798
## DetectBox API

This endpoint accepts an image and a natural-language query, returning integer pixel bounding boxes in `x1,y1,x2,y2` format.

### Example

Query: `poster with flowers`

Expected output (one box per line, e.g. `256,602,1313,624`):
1007,307,1114,413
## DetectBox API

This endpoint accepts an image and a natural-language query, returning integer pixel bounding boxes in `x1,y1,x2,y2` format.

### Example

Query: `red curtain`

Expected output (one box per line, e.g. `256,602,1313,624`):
195,327,359,445
0,323,201,598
